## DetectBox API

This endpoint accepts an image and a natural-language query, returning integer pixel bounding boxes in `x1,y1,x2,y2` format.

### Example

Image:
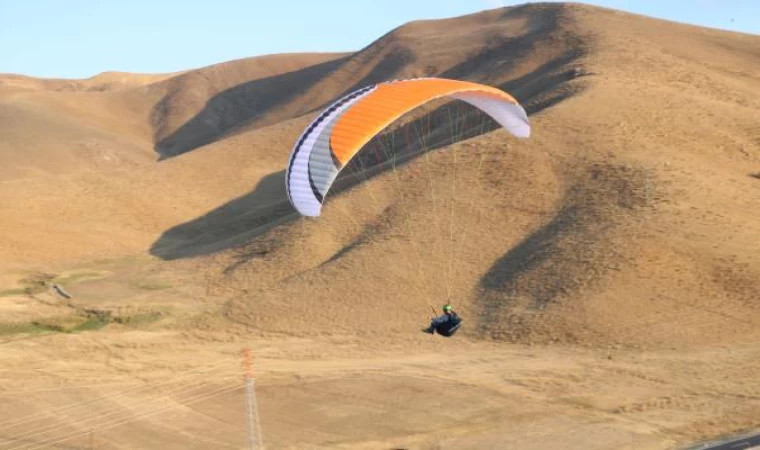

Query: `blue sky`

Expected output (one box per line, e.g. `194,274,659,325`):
1,0,757,79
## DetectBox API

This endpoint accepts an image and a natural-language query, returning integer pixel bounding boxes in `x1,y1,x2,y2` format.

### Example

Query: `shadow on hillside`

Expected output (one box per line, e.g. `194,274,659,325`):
150,49,589,261
443,4,565,81
149,171,296,260
473,160,658,340
751,172,760,180
475,204,582,336
339,41,416,99
153,56,350,159
153,2,578,161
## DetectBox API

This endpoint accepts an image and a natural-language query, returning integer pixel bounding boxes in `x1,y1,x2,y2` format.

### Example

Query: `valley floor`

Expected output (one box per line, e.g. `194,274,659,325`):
1,261,759,450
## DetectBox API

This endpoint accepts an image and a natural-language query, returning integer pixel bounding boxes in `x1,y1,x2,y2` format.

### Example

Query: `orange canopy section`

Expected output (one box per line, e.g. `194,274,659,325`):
329,78,521,166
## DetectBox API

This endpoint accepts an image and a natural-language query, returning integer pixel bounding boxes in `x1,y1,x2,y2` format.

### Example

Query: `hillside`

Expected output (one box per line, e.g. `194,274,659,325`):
0,52,345,269
2,0,758,360
192,2,760,351
0,2,759,449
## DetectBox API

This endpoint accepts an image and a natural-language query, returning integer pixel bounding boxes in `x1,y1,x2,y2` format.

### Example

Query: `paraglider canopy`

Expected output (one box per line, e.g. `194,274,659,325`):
285,77,530,217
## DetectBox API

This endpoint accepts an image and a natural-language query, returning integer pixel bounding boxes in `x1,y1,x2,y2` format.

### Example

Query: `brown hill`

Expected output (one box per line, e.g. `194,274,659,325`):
1,2,758,346
155,2,760,352
1,2,760,449
0,70,181,93
0,52,344,268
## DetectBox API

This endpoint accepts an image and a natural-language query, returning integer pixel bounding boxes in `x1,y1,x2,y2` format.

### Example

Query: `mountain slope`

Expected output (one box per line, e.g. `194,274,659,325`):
1,2,758,350
200,3,760,350
2,3,760,449
0,3,586,270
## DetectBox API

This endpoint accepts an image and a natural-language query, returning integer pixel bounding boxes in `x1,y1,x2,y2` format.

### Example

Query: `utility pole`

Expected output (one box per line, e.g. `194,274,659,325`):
243,348,263,450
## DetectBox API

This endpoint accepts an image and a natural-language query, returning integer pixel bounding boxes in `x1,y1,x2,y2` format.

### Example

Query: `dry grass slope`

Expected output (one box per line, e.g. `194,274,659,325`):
203,2,760,350
0,1,756,347
1,3,759,448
